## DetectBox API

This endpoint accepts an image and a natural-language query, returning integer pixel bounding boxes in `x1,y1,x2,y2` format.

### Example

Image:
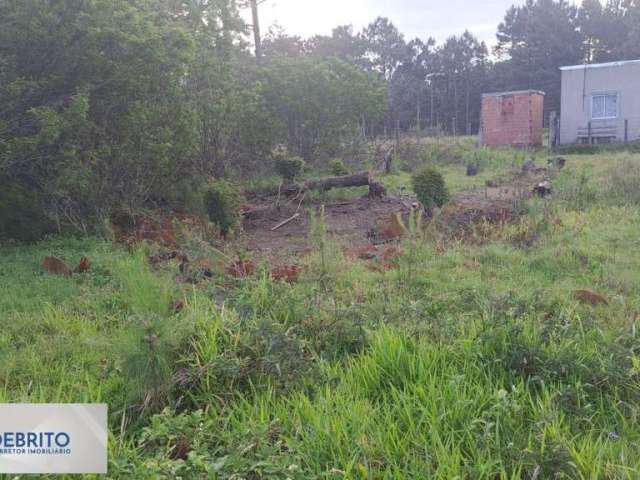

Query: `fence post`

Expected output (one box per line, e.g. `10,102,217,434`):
452,117,457,137
624,119,629,144
395,119,400,162
549,111,557,148
587,121,592,145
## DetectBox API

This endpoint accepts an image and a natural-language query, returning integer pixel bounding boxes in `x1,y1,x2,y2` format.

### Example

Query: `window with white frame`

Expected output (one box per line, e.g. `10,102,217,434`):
591,93,618,120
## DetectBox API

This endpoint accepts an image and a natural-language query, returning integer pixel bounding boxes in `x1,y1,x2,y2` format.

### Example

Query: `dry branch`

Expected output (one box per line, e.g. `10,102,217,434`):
271,213,301,231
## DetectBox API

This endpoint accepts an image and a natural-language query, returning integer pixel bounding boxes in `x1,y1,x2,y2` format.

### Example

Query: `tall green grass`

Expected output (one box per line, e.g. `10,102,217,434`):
2,149,640,478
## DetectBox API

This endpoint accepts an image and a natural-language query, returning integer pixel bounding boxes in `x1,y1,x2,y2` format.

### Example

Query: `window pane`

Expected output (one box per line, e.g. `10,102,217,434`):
605,94,617,118
592,96,605,119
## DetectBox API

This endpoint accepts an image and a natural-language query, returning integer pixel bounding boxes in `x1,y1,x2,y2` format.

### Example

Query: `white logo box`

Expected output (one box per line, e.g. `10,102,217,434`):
0,404,108,474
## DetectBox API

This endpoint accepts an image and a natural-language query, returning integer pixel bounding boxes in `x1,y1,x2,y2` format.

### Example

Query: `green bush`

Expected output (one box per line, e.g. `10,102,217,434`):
411,167,449,212
328,159,350,176
272,145,305,183
204,180,241,235
0,179,55,242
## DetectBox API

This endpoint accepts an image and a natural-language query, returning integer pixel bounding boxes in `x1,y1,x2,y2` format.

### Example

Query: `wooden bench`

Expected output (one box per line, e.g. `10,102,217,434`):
577,124,618,144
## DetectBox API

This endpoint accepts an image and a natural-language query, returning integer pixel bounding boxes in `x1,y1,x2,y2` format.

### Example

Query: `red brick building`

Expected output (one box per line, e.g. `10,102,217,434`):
479,90,545,147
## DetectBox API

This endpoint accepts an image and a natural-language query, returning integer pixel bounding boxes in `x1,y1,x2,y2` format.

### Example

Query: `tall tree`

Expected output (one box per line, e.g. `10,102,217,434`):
306,25,367,64
249,0,263,62
496,0,583,114
388,38,435,131
361,17,407,81
598,0,640,60
262,25,306,58
578,0,605,62
433,32,489,134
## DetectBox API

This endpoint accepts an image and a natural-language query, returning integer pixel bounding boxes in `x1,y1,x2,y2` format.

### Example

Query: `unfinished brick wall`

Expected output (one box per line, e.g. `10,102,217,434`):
480,90,545,147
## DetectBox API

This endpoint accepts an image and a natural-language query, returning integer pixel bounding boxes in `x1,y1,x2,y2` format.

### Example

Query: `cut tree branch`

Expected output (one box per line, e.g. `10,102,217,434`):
271,213,301,231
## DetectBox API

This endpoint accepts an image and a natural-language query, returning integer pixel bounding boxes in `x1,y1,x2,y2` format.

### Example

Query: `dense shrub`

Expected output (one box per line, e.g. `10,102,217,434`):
411,167,449,212
0,2,386,240
204,180,241,235
328,159,350,176
272,145,305,183
0,180,55,242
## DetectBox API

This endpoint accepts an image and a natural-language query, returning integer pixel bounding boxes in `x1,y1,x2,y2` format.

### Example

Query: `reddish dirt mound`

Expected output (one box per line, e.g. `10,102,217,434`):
271,265,301,283
347,244,403,271
112,211,210,248
575,289,608,306
225,260,256,278
74,256,91,274
112,213,177,247
42,257,73,277
42,256,92,277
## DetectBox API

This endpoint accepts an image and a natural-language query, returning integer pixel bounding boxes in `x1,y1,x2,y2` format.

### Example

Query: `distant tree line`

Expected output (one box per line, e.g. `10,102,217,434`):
261,0,640,136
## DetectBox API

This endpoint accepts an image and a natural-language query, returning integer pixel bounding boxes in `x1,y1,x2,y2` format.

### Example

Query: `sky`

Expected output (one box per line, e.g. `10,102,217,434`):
241,0,531,48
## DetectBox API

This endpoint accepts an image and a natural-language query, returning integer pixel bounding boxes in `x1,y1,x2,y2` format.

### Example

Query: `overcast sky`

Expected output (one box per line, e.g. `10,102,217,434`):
241,0,533,48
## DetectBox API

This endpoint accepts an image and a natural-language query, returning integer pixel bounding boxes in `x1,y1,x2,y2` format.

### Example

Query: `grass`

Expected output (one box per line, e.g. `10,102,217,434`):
2,140,640,478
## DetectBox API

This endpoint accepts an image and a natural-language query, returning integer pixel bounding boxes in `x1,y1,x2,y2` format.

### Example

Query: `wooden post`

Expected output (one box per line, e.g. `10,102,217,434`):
452,117,457,137
395,119,400,163
416,95,421,145
430,84,435,128
549,111,558,148
624,119,629,144
587,121,592,145
250,0,262,64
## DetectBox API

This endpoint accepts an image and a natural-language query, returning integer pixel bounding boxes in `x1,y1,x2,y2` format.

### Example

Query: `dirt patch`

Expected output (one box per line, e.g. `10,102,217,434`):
437,168,550,241
112,211,210,248
271,265,302,283
347,244,403,271
239,195,416,260
238,165,551,261
442,190,521,231
112,167,551,266
112,213,178,248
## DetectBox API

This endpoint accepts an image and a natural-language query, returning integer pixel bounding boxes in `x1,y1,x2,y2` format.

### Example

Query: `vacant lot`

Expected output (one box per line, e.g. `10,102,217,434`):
2,143,640,478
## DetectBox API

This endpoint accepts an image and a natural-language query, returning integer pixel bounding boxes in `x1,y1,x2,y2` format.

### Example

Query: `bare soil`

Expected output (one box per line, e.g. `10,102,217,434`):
237,167,549,261
239,195,417,260
114,167,551,266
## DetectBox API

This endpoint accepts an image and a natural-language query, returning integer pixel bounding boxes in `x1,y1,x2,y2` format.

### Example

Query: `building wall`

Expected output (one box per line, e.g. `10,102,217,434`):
560,61,640,144
480,91,545,147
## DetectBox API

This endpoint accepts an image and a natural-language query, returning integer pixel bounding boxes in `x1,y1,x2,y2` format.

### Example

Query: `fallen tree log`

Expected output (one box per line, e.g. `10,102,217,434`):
255,171,372,197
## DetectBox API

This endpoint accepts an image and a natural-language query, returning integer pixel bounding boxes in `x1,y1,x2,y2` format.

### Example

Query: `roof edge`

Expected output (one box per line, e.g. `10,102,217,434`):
482,89,546,98
560,59,640,71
